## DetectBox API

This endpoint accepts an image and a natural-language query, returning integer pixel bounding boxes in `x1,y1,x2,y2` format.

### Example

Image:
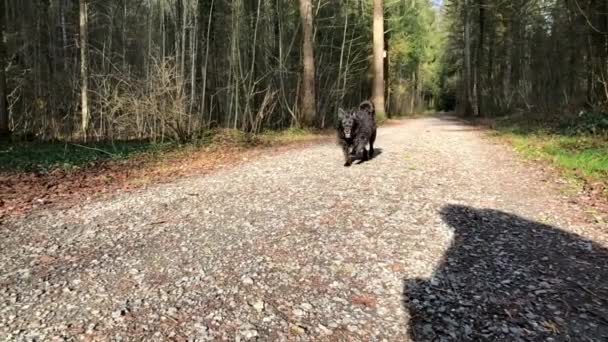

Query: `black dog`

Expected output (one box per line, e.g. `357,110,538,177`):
358,100,377,155
337,101,377,167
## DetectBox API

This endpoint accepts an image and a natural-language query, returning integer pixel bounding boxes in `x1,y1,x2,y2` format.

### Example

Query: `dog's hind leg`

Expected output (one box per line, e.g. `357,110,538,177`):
355,140,368,161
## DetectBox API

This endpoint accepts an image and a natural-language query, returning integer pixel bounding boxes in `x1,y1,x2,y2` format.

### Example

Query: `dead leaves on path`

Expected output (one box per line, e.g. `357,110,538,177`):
0,140,327,220
0,159,145,219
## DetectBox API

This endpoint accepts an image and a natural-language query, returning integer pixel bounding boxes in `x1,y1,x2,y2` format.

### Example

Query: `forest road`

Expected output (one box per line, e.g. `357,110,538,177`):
2,116,607,341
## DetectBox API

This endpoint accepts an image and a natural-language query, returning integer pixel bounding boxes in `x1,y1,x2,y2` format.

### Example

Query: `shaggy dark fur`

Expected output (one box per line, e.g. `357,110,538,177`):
337,100,377,167
359,100,377,155
359,100,375,120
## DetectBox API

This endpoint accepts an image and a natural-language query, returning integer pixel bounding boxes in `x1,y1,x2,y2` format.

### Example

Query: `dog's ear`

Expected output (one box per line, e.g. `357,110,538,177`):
338,108,347,120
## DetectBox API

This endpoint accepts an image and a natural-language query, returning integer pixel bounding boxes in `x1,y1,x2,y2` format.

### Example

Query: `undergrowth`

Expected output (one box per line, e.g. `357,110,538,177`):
487,111,608,190
0,127,327,173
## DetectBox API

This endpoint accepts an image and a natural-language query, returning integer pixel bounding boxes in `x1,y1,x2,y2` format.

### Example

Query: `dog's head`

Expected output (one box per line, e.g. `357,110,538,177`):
338,108,356,139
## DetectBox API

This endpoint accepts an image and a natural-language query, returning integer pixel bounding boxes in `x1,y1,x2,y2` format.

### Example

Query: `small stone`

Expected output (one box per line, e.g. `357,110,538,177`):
300,303,313,311
290,324,306,335
509,327,522,335
111,310,123,320
525,312,537,320
251,300,264,312
318,324,331,335
242,277,254,285
240,323,258,340
293,308,305,317
464,325,472,335
242,329,258,339
86,323,96,334
194,323,207,333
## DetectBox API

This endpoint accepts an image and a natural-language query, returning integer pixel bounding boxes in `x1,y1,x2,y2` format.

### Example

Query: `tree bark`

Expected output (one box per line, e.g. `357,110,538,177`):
298,0,316,127
61,0,68,71
79,0,90,138
476,0,484,116
0,0,9,140
372,0,385,114
463,0,473,116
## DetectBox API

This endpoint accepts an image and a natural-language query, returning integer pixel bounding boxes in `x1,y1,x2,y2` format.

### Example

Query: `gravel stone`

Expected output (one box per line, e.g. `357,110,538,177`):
1,117,607,341
250,299,264,312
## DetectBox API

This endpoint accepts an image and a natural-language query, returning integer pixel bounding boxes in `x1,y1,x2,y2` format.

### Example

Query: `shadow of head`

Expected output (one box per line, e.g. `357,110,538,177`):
403,205,608,341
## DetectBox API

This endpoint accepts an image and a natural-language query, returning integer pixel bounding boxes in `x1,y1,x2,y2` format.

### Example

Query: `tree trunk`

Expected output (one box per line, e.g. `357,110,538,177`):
372,0,385,115
0,0,9,140
298,0,316,127
61,0,68,71
384,32,390,115
463,0,473,116
79,0,90,139
487,12,494,107
476,0,484,116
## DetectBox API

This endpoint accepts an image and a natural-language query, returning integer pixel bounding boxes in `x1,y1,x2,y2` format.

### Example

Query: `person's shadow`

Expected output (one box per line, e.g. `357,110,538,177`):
403,205,608,341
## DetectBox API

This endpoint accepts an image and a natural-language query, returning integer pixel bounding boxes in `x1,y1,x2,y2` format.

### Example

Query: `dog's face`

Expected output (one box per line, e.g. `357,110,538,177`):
338,108,355,139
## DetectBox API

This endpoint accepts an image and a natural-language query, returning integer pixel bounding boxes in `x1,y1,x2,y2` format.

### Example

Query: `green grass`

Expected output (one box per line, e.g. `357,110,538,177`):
509,134,608,179
0,127,326,173
0,140,176,173
490,114,608,184
259,127,318,141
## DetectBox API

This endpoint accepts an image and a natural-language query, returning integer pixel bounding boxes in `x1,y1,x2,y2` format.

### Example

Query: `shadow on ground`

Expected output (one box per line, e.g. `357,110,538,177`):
351,148,383,165
403,205,608,341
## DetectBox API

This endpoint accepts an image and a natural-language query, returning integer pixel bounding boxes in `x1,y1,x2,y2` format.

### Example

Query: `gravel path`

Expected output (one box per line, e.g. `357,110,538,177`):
1,116,607,341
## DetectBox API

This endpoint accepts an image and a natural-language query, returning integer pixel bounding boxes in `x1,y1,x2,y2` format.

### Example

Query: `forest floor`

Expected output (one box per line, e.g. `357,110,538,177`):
1,116,608,341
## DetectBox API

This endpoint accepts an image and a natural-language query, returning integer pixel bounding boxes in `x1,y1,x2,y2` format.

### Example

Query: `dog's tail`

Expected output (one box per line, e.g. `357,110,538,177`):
359,100,375,114
359,100,375,120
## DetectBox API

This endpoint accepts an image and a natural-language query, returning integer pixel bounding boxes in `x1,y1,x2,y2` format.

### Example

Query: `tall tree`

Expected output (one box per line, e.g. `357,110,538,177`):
79,0,90,138
440,0,608,116
372,0,385,115
298,0,316,127
1,0,379,140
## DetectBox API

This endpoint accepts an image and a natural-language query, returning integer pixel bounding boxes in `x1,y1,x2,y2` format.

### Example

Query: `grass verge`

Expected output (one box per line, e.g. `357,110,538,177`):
0,127,332,174
0,140,176,172
481,114,608,197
